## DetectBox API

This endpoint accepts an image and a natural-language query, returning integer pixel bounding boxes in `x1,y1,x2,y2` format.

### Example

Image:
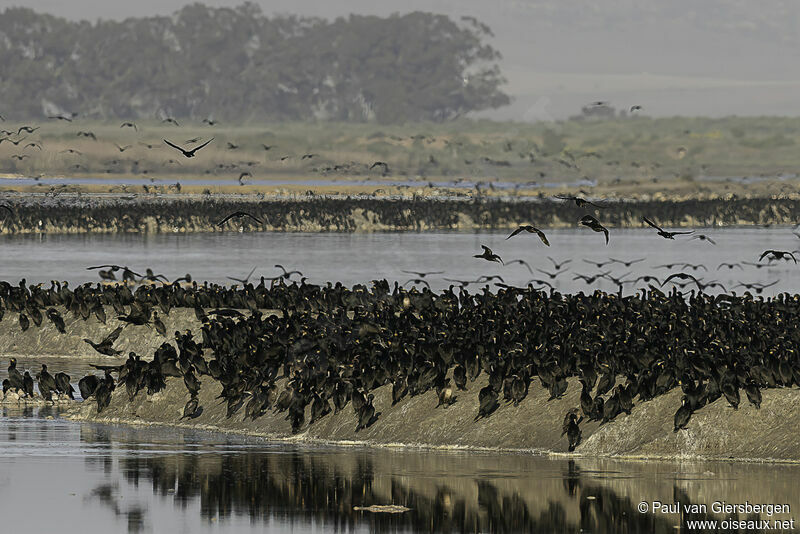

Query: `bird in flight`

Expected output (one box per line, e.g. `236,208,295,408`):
163,138,214,158
759,250,797,264
690,234,716,245
579,215,609,244
642,217,694,239
573,271,611,284
400,270,444,278
114,143,132,152
609,257,644,267
17,126,38,135
717,262,743,271
162,117,180,126
547,257,571,270
554,194,606,209
216,211,263,226
630,105,643,112
662,272,702,290
506,225,550,246
202,118,218,126
474,245,503,265
227,266,258,285
582,259,615,268
120,122,138,131
370,161,390,174
48,114,73,122
505,259,533,273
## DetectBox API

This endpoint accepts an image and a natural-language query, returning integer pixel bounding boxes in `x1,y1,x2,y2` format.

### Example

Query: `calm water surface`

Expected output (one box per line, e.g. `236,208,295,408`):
0,227,797,295
2,228,800,533
1,407,799,534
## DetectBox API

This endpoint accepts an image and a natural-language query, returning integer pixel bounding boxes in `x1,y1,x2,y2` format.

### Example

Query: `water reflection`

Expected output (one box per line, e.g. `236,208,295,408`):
1,412,798,533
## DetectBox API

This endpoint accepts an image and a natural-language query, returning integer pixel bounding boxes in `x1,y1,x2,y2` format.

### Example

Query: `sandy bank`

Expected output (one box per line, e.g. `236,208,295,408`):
0,307,202,359
65,374,800,463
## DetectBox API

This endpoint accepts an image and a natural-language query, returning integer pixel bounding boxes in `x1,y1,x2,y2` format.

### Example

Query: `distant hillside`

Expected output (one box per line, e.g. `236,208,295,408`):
0,4,509,123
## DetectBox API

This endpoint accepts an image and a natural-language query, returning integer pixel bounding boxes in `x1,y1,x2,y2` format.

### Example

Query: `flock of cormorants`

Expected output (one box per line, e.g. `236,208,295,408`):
2,252,799,450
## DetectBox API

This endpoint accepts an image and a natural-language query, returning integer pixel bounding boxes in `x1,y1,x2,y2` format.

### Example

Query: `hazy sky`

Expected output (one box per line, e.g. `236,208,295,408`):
4,0,800,119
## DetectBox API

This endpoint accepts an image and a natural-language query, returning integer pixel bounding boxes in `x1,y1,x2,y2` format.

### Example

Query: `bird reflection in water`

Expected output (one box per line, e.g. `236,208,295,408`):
82,450,759,533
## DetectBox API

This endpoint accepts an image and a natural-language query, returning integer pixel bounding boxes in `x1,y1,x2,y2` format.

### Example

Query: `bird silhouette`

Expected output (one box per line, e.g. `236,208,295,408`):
473,245,503,264
555,194,606,209
506,225,550,246
759,250,797,264
690,234,716,245
579,215,609,244
227,266,258,285
164,138,214,158
216,211,263,226
643,217,694,239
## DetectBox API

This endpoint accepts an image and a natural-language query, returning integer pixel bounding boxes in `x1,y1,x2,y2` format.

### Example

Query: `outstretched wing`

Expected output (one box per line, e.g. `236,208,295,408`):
192,137,215,152
102,326,124,345
758,250,771,262
481,245,492,254
163,139,185,153
506,227,525,239
642,217,662,231
535,228,550,246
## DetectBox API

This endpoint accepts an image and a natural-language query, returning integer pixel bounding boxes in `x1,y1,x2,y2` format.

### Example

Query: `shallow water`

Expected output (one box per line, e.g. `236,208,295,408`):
0,227,796,296
1,408,799,533
3,227,800,533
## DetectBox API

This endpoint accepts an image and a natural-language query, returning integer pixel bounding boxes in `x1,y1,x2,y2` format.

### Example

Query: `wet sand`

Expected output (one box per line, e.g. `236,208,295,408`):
60,372,800,463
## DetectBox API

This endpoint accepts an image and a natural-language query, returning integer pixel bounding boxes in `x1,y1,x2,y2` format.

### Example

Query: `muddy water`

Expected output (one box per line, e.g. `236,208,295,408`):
0,407,798,534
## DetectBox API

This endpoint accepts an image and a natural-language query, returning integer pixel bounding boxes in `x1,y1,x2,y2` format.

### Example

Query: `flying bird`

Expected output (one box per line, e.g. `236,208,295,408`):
554,194,606,209
759,250,797,264
609,257,644,267
642,216,695,239
120,121,138,131
579,215,609,244
227,266,258,285
661,273,702,290
216,211,263,226
163,138,214,158
547,257,572,270
505,225,550,246
162,117,180,126
370,161,390,174
630,105,643,112
505,259,533,273
473,245,503,265
690,234,716,245
400,270,444,278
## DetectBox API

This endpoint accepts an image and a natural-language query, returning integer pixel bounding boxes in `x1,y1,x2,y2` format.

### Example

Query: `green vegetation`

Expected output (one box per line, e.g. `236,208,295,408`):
0,4,507,124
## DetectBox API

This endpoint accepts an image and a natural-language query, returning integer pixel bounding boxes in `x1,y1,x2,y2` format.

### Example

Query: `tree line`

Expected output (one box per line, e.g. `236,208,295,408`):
0,3,510,123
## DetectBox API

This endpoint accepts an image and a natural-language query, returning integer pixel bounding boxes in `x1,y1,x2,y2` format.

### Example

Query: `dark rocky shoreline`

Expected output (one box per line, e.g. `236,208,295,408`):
0,192,796,234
